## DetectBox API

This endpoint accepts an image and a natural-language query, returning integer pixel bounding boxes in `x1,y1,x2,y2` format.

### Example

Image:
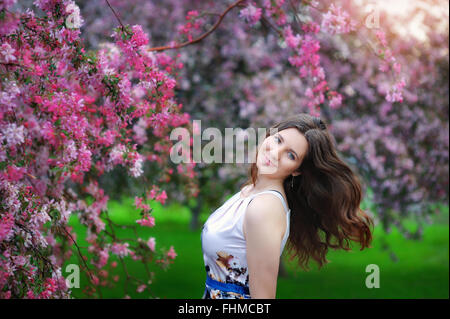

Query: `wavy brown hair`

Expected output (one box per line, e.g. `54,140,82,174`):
242,113,374,271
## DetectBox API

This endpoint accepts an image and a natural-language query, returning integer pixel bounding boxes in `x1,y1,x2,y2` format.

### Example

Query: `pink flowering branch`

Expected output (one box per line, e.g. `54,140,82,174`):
104,0,128,32
59,225,95,282
0,1,188,299
148,0,247,52
102,210,157,298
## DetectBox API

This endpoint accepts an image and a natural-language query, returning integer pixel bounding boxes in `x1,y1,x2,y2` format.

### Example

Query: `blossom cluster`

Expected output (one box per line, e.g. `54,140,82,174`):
321,4,356,35
239,2,262,27
177,10,204,42
375,30,406,103
0,0,190,298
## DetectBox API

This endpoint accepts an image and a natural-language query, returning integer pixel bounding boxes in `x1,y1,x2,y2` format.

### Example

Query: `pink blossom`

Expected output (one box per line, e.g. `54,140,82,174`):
147,237,156,251
378,61,390,73
328,92,343,109
178,10,203,42
131,25,149,47
0,43,16,63
239,3,262,27
129,153,144,177
137,284,147,293
2,123,25,146
263,0,287,26
63,140,78,162
393,62,402,74
386,79,406,103
136,214,155,227
147,186,158,200
376,30,388,47
0,0,17,10
110,242,132,257
12,255,27,267
167,246,178,259
97,248,109,268
76,144,92,172
134,196,151,213
321,4,356,35
186,10,199,20
109,144,127,165
40,278,58,298
167,246,177,260
0,212,14,242
283,25,302,49
156,190,167,205
5,165,25,182
302,21,320,34
90,275,99,285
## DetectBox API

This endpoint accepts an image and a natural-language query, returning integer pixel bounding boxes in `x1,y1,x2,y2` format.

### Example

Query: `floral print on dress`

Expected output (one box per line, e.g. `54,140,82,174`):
202,251,251,299
215,251,249,287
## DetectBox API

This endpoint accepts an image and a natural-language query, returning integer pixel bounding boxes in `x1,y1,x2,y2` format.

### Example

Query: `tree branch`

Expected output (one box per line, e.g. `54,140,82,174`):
59,225,95,282
148,0,247,52
105,0,128,32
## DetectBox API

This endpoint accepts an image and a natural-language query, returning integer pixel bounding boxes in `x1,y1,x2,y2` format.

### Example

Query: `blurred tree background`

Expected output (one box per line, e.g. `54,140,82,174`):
10,0,447,298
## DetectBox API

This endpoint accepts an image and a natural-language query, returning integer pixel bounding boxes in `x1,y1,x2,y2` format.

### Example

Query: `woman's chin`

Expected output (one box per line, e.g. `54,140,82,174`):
257,162,278,174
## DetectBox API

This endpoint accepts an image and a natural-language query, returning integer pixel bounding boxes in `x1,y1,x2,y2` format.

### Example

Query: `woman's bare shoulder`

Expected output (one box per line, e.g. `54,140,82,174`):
247,193,286,214
243,194,286,240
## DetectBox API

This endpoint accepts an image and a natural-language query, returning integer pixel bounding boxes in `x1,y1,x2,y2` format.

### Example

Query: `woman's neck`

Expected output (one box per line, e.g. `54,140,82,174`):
251,175,284,192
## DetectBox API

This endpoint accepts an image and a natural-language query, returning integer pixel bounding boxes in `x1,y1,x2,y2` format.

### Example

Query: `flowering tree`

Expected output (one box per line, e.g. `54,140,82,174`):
74,0,408,229
1,0,447,298
0,0,196,298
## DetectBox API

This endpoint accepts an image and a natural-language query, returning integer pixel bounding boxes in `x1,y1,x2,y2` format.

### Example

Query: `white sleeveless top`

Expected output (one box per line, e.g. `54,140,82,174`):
201,188,291,292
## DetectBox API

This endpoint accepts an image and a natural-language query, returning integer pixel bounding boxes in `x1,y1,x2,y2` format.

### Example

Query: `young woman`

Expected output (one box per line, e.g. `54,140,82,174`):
201,113,374,299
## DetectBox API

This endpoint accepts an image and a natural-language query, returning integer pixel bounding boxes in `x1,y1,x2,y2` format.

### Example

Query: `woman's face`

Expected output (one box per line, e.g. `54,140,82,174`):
256,127,308,178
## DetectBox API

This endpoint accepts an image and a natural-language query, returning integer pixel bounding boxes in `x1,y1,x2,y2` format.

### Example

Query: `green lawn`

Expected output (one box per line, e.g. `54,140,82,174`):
64,196,449,299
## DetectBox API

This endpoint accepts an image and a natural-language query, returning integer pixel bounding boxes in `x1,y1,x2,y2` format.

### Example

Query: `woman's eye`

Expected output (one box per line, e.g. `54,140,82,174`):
275,136,281,143
288,153,295,160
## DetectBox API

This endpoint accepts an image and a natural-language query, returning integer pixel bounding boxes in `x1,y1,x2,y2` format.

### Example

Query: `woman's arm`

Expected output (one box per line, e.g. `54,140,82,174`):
243,194,287,299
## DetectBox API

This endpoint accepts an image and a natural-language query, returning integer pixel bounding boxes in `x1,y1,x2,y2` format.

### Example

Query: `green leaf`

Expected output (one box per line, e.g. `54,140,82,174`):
61,129,70,137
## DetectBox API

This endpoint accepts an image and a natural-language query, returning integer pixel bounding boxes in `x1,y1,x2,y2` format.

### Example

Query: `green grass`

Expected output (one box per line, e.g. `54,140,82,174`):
64,197,449,299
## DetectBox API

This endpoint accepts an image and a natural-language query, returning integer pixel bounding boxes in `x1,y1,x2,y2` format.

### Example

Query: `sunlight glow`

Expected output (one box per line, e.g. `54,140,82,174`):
355,0,449,42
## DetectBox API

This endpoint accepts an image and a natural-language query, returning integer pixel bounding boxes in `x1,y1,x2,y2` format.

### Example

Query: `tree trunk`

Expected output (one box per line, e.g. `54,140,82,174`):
189,193,203,231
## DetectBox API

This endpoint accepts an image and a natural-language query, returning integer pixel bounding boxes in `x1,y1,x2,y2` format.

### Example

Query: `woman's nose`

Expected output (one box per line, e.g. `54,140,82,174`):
266,142,280,160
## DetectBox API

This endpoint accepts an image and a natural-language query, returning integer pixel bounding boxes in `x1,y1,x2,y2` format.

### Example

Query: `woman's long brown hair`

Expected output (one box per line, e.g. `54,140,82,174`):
242,113,374,271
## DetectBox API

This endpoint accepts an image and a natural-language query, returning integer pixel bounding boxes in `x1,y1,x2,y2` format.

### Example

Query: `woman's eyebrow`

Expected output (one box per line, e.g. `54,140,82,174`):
277,134,299,159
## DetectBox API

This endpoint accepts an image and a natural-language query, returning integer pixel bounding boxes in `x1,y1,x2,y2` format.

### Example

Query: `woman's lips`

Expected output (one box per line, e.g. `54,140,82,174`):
263,153,274,166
